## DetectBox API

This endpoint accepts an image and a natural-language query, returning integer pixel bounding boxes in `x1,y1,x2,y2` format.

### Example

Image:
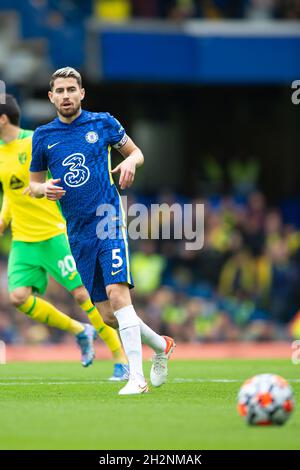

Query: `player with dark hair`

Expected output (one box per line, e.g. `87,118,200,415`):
29,67,175,395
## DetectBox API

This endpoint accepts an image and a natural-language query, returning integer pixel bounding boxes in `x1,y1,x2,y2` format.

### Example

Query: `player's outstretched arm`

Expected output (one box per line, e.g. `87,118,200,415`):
111,137,144,190
29,172,66,201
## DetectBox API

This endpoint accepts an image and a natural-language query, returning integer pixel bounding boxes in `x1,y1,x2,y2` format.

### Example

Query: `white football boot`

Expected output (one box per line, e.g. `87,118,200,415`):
150,336,176,387
118,376,149,395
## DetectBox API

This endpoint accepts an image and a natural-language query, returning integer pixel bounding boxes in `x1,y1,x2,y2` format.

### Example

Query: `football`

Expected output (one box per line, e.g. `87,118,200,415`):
237,373,295,425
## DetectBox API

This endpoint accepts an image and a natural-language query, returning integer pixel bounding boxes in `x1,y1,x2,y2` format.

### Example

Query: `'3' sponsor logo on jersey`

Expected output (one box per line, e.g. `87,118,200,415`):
62,153,90,188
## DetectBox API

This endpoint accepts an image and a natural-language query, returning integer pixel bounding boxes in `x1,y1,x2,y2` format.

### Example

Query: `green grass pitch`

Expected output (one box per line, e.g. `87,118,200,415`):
0,359,299,450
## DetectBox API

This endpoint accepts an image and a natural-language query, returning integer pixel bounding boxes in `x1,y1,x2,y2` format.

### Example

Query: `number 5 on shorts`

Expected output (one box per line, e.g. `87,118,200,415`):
112,248,123,268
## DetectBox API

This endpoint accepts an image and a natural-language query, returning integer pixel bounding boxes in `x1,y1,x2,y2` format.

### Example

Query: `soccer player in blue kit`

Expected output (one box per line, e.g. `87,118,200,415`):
29,67,175,395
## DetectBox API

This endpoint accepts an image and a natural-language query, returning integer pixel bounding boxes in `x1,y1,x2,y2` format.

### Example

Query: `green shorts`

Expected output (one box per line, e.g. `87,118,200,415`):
8,234,83,294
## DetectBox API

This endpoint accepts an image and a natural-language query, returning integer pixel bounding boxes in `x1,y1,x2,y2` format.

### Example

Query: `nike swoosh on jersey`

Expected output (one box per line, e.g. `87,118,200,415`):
111,269,123,276
47,142,60,149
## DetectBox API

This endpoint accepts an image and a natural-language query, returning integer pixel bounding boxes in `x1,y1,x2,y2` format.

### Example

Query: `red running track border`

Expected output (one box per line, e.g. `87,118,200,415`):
2,341,294,362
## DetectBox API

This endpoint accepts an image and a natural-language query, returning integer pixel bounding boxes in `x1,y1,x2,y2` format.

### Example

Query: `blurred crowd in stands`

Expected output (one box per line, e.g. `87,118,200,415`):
1,0,300,24
32,0,300,21
1,1,298,86
47,0,300,21
129,0,300,20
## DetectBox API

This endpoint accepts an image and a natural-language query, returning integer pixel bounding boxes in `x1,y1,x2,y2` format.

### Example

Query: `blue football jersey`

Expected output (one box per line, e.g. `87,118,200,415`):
30,110,128,243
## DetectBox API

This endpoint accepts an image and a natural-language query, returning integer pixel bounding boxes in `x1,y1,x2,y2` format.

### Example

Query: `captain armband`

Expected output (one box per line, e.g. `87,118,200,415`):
113,134,128,150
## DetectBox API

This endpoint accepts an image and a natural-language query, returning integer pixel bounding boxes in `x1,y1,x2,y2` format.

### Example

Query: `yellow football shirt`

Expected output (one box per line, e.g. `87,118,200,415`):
0,129,66,242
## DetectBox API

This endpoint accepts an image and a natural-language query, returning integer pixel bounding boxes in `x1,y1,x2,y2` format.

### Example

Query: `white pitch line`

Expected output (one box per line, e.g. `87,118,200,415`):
174,378,300,383
173,378,239,383
0,381,109,386
0,377,102,381
0,378,300,386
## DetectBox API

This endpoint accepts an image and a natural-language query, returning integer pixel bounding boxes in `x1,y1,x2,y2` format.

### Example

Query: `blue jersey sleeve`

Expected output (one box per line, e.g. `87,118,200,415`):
104,113,128,149
30,129,48,172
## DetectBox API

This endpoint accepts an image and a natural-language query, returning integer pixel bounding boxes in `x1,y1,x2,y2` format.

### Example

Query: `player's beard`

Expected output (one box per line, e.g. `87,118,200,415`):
56,102,81,118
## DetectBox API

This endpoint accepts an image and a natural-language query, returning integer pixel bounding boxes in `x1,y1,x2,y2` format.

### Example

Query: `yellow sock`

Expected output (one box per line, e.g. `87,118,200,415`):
80,299,127,363
18,295,84,336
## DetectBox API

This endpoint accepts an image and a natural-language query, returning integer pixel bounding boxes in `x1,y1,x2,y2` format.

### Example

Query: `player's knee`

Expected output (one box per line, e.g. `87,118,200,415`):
95,301,118,328
106,283,131,312
102,311,118,329
9,288,31,307
71,286,89,305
